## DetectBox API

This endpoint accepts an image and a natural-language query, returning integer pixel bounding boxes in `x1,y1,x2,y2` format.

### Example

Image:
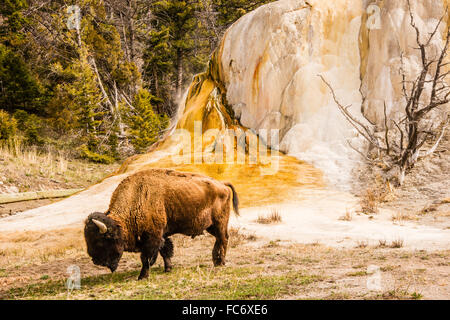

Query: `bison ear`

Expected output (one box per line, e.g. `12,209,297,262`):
92,219,108,234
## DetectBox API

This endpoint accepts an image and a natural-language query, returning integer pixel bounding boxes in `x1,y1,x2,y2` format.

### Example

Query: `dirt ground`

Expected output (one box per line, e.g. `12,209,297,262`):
0,227,448,300
352,128,450,231
0,199,58,218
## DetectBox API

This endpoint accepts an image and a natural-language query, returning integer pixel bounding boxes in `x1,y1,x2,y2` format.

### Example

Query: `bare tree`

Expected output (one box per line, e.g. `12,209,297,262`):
320,2,449,186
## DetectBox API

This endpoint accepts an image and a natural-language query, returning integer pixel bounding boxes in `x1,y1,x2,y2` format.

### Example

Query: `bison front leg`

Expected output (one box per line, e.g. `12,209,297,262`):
138,237,162,280
160,237,174,272
138,252,150,280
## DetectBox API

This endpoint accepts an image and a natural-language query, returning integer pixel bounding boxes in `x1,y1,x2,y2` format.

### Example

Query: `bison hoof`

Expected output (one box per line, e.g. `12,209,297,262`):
164,266,173,273
138,272,149,280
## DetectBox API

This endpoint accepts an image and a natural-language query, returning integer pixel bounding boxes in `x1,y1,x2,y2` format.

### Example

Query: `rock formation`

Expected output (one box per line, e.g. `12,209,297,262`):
177,0,449,186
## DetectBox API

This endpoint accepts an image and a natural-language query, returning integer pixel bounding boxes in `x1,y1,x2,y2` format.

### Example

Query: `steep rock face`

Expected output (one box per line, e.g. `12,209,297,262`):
360,0,449,124
182,0,448,186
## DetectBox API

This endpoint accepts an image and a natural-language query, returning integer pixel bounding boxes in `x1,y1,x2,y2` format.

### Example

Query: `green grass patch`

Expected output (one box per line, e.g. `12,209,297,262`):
345,271,367,277
0,269,8,278
3,266,321,300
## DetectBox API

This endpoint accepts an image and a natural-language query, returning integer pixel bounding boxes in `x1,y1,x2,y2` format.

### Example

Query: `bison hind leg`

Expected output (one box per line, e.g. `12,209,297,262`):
160,237,174,272
207,225,228,267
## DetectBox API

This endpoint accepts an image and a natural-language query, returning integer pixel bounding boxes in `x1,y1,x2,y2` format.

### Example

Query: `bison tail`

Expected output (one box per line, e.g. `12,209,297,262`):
225,182,239,216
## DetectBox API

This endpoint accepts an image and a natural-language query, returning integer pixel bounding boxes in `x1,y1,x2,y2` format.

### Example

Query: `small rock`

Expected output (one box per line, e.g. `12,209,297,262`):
5,186,19,194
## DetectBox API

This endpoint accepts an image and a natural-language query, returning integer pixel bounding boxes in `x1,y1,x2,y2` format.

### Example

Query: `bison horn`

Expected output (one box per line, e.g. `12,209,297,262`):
92,219,108,234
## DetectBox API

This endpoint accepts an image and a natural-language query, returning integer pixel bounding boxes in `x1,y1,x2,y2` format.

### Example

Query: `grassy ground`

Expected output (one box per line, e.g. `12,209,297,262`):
0,227,448,300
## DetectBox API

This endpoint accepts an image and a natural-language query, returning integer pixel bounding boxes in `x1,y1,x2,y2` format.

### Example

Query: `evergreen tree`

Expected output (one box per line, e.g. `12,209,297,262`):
126,89,169,153
151,0,201,98
0,0,273,161
0,44,44,113
0,0,29,47
143,26,173,114
212,0,274,30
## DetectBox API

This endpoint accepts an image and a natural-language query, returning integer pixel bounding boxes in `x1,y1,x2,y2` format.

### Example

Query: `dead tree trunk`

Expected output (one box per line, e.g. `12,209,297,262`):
176,49,184,99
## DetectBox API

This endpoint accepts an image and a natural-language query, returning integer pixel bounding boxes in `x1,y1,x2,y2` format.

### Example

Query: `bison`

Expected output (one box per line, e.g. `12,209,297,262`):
84,169,239,280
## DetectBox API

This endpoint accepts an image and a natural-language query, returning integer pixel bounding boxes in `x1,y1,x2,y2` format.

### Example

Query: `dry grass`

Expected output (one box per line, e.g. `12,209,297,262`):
0,139,67,179
391,212,416,223
378,240,388,248
0,139,119,193
390,239,404,249
355,240,368,249
359,188,381,214
228,228,257,248
339,209,353,221
0,227,448,300
256,209,282,224
0,228,85,266
358,177,392,215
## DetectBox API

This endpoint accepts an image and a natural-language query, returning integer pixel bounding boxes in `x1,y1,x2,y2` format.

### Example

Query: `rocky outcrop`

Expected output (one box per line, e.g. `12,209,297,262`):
178,0,449,186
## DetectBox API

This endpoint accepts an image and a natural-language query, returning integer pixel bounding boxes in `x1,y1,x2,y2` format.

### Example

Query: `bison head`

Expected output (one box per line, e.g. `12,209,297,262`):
84,212,124,273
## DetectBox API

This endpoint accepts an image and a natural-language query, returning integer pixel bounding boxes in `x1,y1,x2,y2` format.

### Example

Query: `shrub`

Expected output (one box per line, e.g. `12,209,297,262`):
79,145,114,164
390,239,404,249
13,109,29,129
0,110,17,141
13,110,44,145
256,209,282,224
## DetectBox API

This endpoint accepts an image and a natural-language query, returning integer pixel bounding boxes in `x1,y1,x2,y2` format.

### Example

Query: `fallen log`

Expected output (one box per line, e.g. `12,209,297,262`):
0,189,84,204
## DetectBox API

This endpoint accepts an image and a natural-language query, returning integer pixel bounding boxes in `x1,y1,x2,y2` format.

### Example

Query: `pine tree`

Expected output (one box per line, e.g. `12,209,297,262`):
143,26,173,114
151,0,201,98
0,0,29,47
126,89,169,153
0,44,44,113
212,0,274,30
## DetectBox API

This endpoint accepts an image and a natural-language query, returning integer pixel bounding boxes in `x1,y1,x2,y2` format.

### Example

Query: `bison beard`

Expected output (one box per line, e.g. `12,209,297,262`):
84,169,239,280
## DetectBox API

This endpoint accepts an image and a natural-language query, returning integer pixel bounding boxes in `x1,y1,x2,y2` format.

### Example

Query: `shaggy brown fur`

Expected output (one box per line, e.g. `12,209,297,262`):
84,169,239,280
